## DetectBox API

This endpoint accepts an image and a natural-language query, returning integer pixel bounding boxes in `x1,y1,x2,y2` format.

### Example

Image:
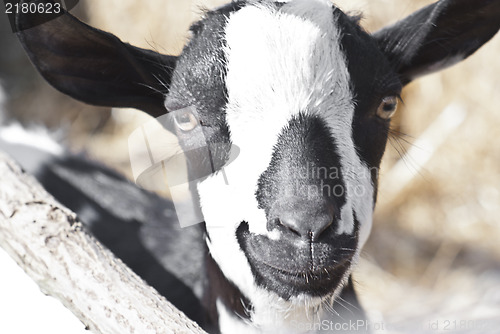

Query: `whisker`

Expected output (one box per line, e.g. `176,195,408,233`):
337,295,361,313
138,82,165,95
322,296,342,319
333,297,355,316
389,133,427,180
152,73,171,91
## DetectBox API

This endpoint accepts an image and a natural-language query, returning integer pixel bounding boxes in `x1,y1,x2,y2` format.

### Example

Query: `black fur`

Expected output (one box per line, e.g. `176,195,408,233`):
335,9,403,203
203,252,252,333
374,0,500,84
165,3,244,173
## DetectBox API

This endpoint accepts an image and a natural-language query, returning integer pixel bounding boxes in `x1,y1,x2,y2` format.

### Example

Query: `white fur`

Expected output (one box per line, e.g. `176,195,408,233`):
216,270,355,334
197,0,374,331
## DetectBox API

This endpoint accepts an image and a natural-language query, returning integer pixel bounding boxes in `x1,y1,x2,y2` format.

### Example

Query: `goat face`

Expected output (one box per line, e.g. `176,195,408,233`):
17,0,500,331
165,1,397,304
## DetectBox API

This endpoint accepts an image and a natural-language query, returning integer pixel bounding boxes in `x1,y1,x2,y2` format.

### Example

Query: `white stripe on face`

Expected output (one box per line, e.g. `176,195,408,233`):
197,0,374,306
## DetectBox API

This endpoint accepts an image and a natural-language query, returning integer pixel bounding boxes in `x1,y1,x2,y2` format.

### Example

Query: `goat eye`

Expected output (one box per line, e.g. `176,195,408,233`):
376,96,398,120
173,109,199,132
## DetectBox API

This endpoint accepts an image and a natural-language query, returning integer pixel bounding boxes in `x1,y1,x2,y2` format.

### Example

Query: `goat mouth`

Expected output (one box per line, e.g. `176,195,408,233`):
260,259,351,278
258,258,352,292
236,221,359,299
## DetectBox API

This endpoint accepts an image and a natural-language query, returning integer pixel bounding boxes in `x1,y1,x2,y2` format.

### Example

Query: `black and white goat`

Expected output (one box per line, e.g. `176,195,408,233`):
13,0,500,333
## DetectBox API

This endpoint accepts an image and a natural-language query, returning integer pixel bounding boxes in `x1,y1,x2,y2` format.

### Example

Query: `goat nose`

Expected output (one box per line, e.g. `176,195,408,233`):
270,200,335,241
278,212,333,241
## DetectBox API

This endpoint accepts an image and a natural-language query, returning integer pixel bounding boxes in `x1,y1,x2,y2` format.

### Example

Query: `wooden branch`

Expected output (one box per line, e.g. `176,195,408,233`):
0,152,206,334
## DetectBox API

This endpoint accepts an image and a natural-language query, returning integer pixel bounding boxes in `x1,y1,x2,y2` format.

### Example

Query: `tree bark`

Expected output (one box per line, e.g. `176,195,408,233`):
0,152,206,334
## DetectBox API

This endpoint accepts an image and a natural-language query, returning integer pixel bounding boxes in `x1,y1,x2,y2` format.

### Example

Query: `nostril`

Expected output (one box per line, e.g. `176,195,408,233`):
277,218,301,237
314,217,333,240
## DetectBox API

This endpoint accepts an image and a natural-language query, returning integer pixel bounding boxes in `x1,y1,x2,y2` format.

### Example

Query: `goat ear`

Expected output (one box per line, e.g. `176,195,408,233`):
16,0,176,117
374,0,500,85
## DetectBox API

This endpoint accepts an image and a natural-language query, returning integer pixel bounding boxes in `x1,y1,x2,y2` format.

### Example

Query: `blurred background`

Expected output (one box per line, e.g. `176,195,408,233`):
1,0,499,333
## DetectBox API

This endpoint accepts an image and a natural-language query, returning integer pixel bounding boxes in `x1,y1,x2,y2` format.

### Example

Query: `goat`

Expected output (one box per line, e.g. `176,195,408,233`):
14,0,500,333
